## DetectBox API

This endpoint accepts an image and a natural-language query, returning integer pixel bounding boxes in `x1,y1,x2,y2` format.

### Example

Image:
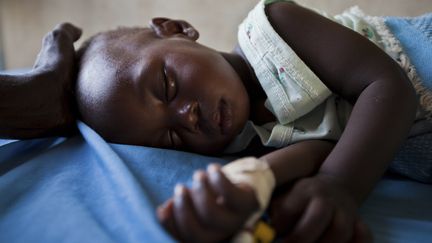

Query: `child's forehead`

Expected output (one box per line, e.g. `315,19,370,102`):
87,26,204,86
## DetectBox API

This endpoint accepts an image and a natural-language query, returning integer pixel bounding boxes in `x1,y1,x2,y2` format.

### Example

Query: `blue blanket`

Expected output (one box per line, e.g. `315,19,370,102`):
0,122,226,243
1,122,432,243
385,13,432,89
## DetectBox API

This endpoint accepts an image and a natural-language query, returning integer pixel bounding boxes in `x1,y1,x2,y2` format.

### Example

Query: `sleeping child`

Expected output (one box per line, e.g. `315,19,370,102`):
1,0,431,242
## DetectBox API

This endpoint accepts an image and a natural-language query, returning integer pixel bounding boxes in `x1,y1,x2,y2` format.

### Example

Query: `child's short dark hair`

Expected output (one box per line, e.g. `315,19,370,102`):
74,26,147,129
76,26,145,69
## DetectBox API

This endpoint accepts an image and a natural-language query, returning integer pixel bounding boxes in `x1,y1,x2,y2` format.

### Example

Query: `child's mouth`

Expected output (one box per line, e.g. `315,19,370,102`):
218,98,233,135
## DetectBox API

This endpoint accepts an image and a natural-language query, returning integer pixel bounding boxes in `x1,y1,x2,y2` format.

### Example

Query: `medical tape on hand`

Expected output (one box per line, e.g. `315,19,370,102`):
221,157,276,229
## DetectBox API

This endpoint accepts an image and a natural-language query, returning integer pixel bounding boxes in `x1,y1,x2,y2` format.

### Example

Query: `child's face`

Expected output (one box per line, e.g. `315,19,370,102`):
78,27,250,154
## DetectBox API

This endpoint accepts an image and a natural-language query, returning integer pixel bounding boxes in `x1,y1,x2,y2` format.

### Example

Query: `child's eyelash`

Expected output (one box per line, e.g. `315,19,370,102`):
163,66,169,102
168,129,174,148
169,129,180,149
163,65,177,102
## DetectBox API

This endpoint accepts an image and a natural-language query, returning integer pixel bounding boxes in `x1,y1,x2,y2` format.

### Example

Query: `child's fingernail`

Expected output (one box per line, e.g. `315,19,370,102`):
193,170,205,182
216,195,225,205
157,205,165,217
158,199,170,210
174,184,185,196
207,163,220,174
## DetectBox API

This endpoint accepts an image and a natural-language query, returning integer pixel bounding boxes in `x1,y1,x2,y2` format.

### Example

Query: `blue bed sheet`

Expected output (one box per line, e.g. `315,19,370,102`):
0,122,226,243
0,121,431,243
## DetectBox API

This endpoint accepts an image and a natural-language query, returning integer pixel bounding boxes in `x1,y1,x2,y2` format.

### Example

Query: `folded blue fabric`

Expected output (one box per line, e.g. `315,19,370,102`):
1,122,432,243
0,122,226,243
385,13,432,88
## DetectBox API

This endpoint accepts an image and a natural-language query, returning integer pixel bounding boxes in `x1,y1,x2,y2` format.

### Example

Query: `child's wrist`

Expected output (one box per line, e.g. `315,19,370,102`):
221,157,276,228
316,171,366,206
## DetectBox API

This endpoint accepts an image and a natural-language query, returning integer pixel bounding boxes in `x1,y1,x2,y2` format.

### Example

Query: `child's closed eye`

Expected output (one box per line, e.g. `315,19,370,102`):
163,65,177,102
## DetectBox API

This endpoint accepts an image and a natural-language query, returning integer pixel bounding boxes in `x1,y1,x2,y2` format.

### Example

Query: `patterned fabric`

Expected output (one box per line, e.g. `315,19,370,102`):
385,13,432,119
238,0,332,125
384,13,432,182
226,0,353,153
228,0,423,153
230,0,432,183
390,133,432,183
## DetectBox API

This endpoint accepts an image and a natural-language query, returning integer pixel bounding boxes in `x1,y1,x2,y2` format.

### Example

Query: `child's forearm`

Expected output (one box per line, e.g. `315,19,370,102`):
319,78,417,204
263,1,418,205
218,140,333,241
260,140,334,186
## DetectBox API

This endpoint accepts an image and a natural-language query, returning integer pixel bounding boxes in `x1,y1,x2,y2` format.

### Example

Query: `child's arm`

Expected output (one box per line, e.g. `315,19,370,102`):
0,23,81,138
157,140,335,242
260,2,417,242
266,1,417,201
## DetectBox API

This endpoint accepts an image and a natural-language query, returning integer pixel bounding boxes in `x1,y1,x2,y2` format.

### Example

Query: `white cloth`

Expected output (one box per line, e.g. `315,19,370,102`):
222,157,276,228
221,157,276,243
225,0,415,154
226,0,354,153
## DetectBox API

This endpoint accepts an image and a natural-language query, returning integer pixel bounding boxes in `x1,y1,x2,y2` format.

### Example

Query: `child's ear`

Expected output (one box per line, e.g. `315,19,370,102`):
149,17,199,41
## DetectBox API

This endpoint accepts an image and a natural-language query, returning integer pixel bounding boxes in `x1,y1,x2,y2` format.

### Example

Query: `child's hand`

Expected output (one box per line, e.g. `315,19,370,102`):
157,164,259,243
269,174,373,243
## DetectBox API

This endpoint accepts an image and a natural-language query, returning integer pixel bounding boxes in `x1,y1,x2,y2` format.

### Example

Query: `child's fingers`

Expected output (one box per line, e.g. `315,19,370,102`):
269,184,309,235
207,164,258,213
315,209,354,243
172,184,223,243
190,170,244,231
350,218,373,243
157,199,182,240
284,198,334,243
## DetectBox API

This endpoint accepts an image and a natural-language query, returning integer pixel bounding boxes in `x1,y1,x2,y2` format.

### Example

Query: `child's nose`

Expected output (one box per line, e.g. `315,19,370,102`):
174,100,199,132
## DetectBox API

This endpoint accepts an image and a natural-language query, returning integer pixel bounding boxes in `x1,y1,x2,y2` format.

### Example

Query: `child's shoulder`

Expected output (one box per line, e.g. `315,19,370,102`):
245,0,406,101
